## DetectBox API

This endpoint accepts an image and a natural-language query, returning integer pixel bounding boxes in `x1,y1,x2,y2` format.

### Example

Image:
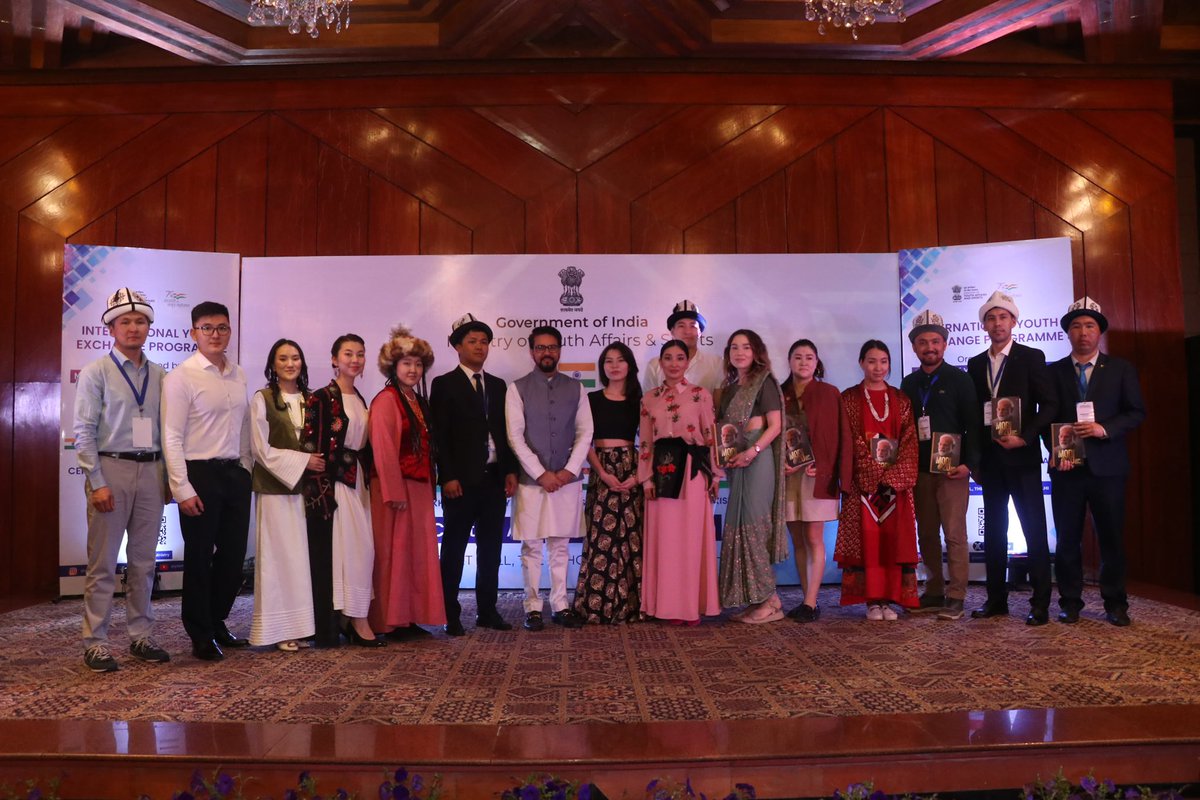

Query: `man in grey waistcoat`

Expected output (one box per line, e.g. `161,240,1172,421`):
505,325,594,631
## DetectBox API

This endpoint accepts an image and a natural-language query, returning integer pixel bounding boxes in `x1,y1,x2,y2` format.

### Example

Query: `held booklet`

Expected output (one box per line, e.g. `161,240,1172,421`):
783,419,815,470
869,433,899,466
1052,423,1085,468
929,431,962,474
987,396,1022,441
715,420,746,469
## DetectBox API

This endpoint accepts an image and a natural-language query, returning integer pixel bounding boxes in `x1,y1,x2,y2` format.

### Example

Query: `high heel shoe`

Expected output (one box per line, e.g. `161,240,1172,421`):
341,620,386,648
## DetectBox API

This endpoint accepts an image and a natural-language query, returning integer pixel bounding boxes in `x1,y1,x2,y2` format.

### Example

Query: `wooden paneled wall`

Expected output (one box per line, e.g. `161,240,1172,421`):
0,71,1188,608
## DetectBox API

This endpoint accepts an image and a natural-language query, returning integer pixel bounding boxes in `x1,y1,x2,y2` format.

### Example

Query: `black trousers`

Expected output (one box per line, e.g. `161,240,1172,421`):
439,469,507,621
979,461,1051,612
178,460,251,644
1050,467,1128,613
305,513,341,647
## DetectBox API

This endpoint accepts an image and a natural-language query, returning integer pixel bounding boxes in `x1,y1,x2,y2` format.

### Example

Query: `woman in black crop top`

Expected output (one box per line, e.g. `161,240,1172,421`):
571,342,645,624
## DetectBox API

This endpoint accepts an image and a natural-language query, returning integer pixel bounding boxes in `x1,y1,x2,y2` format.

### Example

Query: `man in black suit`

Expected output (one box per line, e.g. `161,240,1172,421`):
429,314,519,636
1045,298,1145,627
967,290,1058,625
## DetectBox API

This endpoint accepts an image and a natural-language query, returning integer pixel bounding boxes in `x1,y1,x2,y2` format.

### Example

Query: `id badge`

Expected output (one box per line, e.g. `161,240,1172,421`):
1075,401,1095,423
132,416,153,449
917,415,931,441
982,402,992,426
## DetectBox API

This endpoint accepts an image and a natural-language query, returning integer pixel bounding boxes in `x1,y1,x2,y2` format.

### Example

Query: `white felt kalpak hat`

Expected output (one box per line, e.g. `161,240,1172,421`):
978,290,1019,325
101,287,154,325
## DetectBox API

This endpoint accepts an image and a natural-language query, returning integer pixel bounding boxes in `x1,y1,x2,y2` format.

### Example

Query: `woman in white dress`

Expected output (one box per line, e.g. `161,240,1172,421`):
304,334,380,647
249,339,325,651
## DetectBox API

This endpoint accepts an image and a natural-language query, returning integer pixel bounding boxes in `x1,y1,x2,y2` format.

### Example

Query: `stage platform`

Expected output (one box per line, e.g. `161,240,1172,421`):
1,583,1198,798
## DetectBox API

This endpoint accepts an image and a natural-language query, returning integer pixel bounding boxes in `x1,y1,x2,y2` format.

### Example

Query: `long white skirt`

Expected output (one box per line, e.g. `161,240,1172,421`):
250,493,314,645
333,473,374,617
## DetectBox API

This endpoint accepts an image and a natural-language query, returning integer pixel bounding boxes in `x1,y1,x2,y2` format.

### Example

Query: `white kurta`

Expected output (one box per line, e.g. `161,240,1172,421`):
642,350,725,394
332,392,374,617
504,379,593,541
249,391,314,646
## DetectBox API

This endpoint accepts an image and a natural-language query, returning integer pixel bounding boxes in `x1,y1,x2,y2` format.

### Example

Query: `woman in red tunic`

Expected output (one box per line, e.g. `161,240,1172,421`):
367,325,446,639
834,340,919,621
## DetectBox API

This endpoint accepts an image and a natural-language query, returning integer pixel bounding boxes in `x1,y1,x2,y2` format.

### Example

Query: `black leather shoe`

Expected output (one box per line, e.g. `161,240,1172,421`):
551,609,583,629
476,615,513,631
1057,609,1080,624
971,601,1009,619
787,603,820,622
1106,609,1132,627
214,622,249,648
523,611,544,631
192,640,225,661
444,619,466,637
1026,610,1049,626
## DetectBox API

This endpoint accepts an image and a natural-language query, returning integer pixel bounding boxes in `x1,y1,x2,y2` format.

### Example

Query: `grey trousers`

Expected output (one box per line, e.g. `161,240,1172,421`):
81,457,166,649
913,471,970,600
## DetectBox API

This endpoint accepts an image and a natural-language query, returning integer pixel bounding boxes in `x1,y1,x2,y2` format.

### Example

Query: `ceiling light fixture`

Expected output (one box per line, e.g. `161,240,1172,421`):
802,0,906,40
248,0,351,38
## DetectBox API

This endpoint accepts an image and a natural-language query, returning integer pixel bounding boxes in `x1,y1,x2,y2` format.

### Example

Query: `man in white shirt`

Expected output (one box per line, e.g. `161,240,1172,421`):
641,300,724,393
505,326,594,631
161,301,252,661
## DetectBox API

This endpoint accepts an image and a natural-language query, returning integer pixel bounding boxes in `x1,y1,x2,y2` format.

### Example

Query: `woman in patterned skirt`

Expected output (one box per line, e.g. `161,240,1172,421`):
572,342,644,624
834,340,920,621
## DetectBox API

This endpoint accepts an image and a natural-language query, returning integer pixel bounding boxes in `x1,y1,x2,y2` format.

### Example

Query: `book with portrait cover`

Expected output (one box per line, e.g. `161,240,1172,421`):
988,396,1022,441
714,420,746,469
1052,423,1085,468
783,418,815,470
870,434,898,465
929,431,961,474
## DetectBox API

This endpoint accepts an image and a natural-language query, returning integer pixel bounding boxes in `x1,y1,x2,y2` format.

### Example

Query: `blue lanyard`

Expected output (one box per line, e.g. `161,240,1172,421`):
987,354,1008,397
109,352,149,413
917,373,939,416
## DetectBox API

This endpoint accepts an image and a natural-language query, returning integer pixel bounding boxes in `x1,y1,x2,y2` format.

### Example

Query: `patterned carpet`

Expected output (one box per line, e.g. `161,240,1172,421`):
2,586,1198,726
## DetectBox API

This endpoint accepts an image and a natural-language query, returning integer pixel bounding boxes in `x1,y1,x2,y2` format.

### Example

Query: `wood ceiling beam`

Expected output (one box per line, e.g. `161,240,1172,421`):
63,0,249,62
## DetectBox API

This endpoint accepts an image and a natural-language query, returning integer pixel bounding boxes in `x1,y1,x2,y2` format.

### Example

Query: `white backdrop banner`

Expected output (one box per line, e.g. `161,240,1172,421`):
898,237,1074,577
241,253,902,589
60,246,241,596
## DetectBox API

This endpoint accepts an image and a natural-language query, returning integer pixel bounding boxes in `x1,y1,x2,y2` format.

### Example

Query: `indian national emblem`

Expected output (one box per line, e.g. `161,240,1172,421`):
952,284,963,303
559,265,584,307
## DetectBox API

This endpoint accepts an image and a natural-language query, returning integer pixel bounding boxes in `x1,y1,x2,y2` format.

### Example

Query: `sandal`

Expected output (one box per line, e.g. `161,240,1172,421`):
276,640,300,652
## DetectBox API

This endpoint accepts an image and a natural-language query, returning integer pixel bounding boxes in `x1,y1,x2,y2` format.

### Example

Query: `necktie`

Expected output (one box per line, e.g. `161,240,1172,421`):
1075,362,1089,399
473,373,487,417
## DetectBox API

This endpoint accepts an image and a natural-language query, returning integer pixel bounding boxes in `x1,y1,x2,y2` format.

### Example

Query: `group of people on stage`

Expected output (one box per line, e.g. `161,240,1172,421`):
73,285,1145,672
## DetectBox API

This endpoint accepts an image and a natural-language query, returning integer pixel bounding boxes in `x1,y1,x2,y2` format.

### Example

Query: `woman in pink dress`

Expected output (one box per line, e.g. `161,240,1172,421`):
368,325,446,638
834,339,920,621
638,339,721,625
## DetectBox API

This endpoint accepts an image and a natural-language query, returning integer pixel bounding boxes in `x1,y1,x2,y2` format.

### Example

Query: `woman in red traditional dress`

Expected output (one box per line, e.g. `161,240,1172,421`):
834,340,920,620
367,325,446,640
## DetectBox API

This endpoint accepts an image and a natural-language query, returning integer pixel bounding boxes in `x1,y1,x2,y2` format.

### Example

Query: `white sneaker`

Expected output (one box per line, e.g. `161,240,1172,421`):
866,604,884,621
881,605,898,621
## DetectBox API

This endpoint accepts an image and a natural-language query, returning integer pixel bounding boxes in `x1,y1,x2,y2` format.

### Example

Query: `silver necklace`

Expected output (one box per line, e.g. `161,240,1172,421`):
863,384,889,422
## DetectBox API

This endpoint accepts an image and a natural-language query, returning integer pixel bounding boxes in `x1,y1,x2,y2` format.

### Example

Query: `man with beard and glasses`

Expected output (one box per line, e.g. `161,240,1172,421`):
505,326,594,631
900,310,980,621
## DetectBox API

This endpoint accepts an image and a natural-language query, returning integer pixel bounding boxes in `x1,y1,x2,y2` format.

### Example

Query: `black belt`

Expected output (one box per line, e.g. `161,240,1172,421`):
100,451,160,463
190,457,241,468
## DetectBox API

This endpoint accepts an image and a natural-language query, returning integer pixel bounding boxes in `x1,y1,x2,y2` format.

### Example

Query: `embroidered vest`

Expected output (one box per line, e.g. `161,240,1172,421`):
252,388,306,495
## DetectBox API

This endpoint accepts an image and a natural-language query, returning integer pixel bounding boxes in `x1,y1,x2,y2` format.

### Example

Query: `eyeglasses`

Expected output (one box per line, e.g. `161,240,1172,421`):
195,324,231,336
533,344,561,353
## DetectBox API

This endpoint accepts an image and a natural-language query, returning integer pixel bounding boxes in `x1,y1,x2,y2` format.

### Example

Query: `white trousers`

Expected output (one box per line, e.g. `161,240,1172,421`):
520,536,571,613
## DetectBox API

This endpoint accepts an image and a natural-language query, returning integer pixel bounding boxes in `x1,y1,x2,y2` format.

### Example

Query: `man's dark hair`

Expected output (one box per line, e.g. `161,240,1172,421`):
529,325,562,348
191,301,230,326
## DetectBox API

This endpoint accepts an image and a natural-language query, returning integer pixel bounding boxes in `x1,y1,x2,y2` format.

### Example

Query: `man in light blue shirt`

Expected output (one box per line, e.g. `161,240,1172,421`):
73,288,170,672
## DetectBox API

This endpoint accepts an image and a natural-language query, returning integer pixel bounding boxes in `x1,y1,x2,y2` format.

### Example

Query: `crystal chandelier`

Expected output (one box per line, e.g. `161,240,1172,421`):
802,0,906,40
248,0,352,38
